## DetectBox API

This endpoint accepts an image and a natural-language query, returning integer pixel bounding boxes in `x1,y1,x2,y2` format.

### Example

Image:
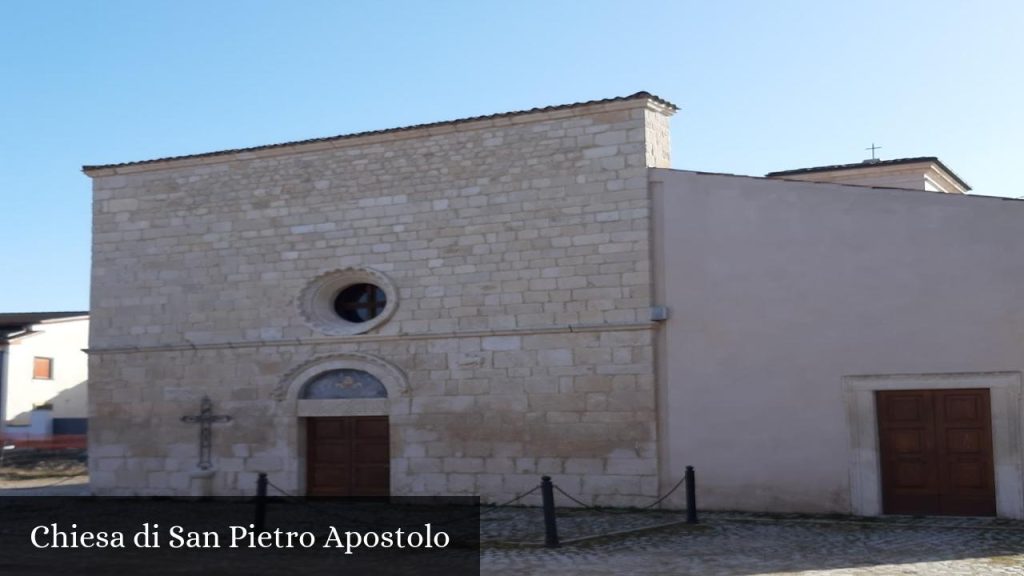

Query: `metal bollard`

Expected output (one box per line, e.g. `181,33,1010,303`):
540,476,559,548
685,465,698,524
255,472,268,532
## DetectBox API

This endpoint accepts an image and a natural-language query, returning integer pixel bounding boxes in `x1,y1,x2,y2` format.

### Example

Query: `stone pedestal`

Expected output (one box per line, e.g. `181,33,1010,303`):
188,469,216,497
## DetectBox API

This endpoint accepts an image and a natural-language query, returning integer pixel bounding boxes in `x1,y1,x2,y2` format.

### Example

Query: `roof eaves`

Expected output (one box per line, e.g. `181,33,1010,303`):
82,92,678,174
765,157,939,177
0,330,39,344
766,157,971,192
38,314,89,325
652,167,999,200
0,311,89,325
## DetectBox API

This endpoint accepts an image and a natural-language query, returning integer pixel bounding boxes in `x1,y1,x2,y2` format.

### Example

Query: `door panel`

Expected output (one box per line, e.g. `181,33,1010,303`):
878,390,939,514
934,390,994,516
307,416,390,497
877,389,995,516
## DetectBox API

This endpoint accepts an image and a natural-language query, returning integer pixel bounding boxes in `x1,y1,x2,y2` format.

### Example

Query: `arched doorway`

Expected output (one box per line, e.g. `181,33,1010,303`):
300,369,390,497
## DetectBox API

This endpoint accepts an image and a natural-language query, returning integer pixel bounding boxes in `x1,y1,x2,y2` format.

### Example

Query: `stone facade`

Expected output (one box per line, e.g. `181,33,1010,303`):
85,94,675,504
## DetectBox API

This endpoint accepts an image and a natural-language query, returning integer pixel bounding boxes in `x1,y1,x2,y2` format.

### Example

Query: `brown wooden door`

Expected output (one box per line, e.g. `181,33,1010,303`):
307,416,390,497
877,389,995,516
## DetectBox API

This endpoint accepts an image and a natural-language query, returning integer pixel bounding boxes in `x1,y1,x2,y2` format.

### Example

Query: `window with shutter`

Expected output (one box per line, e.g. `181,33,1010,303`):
33,357,53,380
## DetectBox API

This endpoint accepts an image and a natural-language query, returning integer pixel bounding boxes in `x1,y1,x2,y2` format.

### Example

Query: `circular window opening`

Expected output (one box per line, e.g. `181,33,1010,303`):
333,283,387,323
299,268,398,336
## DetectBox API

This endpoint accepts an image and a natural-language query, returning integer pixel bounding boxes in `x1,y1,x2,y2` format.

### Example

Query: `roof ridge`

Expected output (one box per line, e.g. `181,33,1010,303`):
766,156,970,191
83,92,678,173
766,156,939,176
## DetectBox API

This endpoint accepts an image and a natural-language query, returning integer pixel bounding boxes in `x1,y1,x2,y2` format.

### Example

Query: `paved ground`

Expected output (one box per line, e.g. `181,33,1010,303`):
2,476,1022,574
481,509,1024,575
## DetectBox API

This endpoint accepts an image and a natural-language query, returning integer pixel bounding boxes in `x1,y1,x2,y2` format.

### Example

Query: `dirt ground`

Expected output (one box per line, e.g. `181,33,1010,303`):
0,449,89,495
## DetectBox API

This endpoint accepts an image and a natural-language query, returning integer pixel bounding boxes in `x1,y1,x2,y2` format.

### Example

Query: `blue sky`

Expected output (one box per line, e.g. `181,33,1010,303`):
2,0,1021,312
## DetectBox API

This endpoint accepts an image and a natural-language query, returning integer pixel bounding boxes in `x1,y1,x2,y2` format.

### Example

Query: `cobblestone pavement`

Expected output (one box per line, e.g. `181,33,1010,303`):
481,509,1024,575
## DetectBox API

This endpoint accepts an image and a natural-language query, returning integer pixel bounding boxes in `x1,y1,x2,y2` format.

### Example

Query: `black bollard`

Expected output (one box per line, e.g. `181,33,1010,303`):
540,476,559,548
685,466,698,524
255,473,268,532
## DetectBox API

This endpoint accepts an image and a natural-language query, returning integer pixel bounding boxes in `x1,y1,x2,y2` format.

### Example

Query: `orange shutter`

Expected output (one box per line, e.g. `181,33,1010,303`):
33,357,52,379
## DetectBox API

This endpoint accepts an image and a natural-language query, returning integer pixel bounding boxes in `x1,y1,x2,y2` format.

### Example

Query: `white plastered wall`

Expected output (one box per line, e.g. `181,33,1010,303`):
3,317,89,425
652,169,1024,516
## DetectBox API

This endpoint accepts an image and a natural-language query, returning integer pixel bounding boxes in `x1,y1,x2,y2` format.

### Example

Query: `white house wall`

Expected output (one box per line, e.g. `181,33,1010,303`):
3,317,89,425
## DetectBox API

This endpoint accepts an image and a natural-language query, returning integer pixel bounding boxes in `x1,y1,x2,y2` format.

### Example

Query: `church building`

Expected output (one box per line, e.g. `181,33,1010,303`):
84,93,1024,518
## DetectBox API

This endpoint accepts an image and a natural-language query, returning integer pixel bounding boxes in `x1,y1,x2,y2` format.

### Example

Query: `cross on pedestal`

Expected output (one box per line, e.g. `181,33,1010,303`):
181,396,232,470
866,143,882,160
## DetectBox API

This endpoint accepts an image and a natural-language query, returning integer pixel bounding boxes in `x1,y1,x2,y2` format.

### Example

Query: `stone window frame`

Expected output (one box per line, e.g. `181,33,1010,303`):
298,268,398,336
843,371,1023,519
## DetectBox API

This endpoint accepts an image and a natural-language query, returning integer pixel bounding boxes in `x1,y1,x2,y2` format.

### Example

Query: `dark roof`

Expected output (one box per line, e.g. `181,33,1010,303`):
766,157,971,191
0,311,88,342
82,92,678,173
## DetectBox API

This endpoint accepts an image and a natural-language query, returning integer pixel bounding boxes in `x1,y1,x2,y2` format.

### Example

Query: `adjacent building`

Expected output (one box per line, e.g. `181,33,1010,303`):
0,312,90,440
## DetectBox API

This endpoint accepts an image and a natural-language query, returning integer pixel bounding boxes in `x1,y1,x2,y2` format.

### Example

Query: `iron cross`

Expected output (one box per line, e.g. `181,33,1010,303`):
181,396,232,470
865,143,882,160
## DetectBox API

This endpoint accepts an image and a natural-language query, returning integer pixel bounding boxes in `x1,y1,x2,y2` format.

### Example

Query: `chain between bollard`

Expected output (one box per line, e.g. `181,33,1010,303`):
546,466,698,521
256,474,545,529
253,466,697,543
537,467,697,547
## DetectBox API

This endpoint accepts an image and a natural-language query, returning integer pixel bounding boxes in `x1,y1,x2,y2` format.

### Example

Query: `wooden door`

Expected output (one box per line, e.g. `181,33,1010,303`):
306,416,390,497
877,389,995,516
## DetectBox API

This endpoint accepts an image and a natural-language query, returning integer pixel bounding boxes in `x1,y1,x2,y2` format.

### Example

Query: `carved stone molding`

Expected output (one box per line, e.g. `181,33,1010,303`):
274,352,408,403
297,268,398,336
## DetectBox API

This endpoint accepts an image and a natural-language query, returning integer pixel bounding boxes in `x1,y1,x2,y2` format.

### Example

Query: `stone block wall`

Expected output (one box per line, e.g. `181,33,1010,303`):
86,95,674,505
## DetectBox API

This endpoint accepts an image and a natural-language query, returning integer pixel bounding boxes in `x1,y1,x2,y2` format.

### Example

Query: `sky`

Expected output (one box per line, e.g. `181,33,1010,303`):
1,0,1022,313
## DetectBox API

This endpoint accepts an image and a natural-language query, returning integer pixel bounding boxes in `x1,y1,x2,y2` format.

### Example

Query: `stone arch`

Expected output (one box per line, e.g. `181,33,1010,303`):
275,353,408,418
300,369,388,400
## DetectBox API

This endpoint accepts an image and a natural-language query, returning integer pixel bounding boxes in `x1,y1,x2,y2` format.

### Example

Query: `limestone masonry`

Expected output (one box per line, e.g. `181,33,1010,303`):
85,94,675,503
